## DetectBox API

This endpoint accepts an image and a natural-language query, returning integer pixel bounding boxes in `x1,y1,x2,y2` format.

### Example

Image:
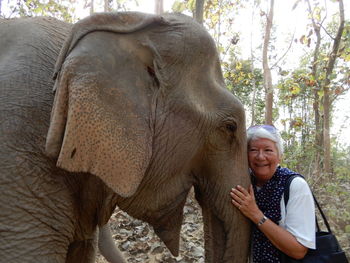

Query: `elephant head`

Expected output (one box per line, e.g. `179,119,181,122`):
46,12,250,262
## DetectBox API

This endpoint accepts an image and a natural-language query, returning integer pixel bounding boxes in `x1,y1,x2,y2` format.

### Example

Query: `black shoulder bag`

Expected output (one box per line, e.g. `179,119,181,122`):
280,175,349,263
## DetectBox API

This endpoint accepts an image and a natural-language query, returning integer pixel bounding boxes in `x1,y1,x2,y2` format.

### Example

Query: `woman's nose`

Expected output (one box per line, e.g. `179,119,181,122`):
256,150,266,159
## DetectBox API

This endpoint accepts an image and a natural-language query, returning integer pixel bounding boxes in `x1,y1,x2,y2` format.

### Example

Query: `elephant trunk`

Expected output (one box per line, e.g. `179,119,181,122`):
195,185,251,263
193,131,251,263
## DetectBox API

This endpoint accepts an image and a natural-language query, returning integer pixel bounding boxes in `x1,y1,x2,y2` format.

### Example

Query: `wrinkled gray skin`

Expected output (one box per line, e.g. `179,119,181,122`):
0,16,123,263
0,13,250,263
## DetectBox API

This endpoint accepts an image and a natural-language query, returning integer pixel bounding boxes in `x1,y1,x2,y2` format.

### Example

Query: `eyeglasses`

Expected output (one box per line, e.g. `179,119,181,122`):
247,124,278,134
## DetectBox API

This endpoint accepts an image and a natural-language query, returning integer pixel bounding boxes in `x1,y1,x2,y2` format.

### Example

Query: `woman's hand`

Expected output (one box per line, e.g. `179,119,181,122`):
230,184,263,223
230,185,308,259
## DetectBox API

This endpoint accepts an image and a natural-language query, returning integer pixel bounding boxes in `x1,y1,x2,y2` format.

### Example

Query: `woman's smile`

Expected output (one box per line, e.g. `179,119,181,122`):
248,138,280,186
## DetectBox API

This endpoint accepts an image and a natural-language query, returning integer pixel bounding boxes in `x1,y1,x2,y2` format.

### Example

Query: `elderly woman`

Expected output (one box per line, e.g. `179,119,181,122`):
230,125,315,262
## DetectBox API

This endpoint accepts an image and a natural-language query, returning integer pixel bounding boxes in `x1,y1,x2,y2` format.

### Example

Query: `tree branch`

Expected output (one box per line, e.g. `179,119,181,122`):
271,30,295,69
319,22,335,40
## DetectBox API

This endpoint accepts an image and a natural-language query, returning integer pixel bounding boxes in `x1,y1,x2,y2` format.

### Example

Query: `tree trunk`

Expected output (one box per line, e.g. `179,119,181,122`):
90,0,94,15
155,0,163,15
262,0,274,125
250,64,257,126
104,0,109,12
250,6,256,126
306,0,323,176
323,0,344,174
195,0,205,24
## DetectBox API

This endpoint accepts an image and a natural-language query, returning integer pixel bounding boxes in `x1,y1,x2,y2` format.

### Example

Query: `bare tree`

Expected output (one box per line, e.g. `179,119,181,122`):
262,0,274,125
155,0,163,15
90,0,94,15
104,0,110,12
195,0,205,24
250,4,257,126
323,0,345,174
306,0,323,176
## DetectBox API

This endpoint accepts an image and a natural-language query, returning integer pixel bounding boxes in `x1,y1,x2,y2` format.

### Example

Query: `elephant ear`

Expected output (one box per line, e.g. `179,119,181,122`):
46,12,166,197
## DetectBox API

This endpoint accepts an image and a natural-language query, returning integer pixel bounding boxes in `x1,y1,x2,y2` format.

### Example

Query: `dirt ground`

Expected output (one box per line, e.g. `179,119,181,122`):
96,190,350,263
96,190,205,263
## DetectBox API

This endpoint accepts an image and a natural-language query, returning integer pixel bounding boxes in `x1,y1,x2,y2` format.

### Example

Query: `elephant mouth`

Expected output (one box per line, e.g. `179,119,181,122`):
117,185,191,257
148,186,229,259
151,186,193,256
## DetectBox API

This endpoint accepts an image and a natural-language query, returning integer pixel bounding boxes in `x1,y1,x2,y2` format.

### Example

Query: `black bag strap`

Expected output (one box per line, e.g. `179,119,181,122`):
283,175,299,207
283,175,332,233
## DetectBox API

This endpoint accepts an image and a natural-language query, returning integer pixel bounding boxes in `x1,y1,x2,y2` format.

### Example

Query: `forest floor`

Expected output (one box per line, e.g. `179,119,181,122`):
96,189,205,263
96,188,350,263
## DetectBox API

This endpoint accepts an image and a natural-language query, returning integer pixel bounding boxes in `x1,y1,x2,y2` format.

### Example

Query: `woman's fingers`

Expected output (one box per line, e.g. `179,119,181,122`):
237,185,250,196
230,190,242,203
230,184,257,210
249,185,256,201
231,186,247,199
231,184,262,221
231,192,249,215
231,198,241,209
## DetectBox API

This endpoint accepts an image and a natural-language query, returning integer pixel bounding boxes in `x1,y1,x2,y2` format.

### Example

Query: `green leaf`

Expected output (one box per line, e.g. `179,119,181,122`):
330,73,337,80
291,84,301,95
172,0,186,12
318,89,324,98
279,70,289,76
344,54,350,62
345,225,350,233
34,6,43,13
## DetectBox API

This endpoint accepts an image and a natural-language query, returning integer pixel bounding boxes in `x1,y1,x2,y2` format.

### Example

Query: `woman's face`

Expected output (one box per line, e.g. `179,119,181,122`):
248,138,280,186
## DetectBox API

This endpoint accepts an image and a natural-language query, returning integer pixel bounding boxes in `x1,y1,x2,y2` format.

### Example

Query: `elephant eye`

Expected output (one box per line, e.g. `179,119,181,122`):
226,123,237,133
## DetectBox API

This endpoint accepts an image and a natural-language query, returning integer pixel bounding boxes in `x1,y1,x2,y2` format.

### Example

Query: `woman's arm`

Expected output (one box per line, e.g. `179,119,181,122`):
254,214,308,259
230,185,308,259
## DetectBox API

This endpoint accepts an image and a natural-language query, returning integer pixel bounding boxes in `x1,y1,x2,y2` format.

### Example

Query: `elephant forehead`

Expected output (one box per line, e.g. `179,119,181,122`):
133,14,219,70
163,13,217,52
192,89,245,123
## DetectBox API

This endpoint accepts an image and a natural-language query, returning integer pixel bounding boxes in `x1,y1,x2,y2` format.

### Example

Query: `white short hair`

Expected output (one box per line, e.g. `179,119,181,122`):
247,126,284,157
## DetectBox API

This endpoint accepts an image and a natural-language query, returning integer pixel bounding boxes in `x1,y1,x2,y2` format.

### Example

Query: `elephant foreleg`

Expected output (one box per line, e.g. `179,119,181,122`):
98,223,126,263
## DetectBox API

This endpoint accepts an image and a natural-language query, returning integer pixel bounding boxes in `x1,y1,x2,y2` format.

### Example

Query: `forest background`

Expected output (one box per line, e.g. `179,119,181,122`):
1,0,349,260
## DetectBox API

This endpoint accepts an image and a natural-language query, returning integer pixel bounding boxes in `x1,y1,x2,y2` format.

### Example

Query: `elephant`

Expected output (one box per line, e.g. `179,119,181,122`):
0,12,250,263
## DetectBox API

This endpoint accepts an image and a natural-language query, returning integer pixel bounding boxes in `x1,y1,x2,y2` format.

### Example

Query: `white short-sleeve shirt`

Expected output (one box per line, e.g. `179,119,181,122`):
279,176,316,249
